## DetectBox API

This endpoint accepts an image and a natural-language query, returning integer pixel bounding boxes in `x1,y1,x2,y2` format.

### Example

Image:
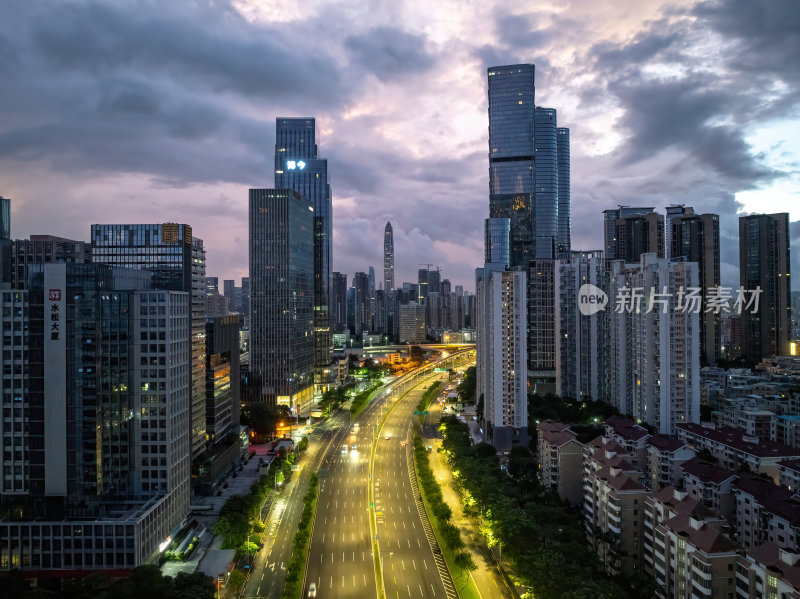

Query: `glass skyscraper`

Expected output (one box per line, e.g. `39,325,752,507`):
384,221,394,292
90,223,207,459
274,118,332,374
249,189,314,409
556,128,571,255
533,106,558,259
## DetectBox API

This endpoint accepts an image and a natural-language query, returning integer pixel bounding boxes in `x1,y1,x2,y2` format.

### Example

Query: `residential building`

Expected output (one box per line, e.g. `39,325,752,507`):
603,207,664,262
90,223,207,458
669,207,721,365
733,476,800,551
248,188,314,411
735,543,800,599
537,421,583,506
607,255,701,434
681,458,738,521
604,415,652,470
677,422,800,482
740,213,792,361
645,435,696,491
780,459,800,493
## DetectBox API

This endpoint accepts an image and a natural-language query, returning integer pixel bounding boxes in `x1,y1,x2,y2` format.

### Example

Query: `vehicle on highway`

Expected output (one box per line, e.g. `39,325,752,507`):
384,433,391,440
308,582,317,597
401,441,406,447
341,444,348,454
350,443,357,451
353,423,359,432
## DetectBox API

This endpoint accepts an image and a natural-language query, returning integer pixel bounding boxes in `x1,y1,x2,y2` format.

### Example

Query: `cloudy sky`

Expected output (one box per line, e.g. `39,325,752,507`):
1,0,798,291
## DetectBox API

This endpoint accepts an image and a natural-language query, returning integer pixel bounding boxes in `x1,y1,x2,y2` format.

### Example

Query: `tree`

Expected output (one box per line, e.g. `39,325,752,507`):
241,402,278,439
298,436,309,452
227,570,246,595
454,551,477,577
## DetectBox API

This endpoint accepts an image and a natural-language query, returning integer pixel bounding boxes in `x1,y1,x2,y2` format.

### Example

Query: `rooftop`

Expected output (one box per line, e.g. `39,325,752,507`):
677,423,800,459
681,458,738,485
605,415,650,442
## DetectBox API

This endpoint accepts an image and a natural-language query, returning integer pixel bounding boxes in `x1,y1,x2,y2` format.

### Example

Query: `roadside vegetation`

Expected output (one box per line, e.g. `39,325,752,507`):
413,436,479,598
416,380,444,420
281,473,320,599
350,381,384,417
440,414,653,599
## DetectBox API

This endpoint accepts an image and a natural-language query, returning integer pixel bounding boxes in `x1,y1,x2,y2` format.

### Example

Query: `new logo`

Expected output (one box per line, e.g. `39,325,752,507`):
578,284,608,316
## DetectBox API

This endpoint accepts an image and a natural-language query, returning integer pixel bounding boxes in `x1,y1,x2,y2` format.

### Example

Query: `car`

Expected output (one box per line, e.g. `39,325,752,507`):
351,443,357,451
341,444,348,454
384,433,391,440
308,582,317,597
401,441,406,447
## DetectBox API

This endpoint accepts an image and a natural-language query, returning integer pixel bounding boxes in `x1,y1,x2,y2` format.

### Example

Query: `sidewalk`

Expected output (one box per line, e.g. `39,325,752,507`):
423,404,515,599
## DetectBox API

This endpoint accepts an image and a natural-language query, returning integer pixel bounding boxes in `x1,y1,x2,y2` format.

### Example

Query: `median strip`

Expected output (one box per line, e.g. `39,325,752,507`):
281,473,319,599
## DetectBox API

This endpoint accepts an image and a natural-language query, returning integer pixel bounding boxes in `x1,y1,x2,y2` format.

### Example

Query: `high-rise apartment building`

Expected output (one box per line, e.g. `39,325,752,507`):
739,213,791,361
274,117,333,380
384,221,394,292
607,254,701,434
398,302,426,344
91,223,207,458
669,207,721,365
248,189,314,410
528,259,558,394
603,207,664,262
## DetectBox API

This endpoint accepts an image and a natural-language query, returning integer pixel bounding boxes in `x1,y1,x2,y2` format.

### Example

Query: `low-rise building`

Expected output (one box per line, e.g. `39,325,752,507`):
733,476,800,551
681,458,738,521
676,422,800,482
735,542,800,599
537,421,583,507
604,415,652,470
780,459,800,493
645,435,696,491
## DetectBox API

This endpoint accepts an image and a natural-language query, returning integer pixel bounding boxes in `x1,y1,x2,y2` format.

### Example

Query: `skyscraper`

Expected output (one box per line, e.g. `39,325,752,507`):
556,128,571,255
331,271,348,332
739,213,791,361
533,106,558,259
353,272,370,336
274,118,333,380
384,221,394,292
669,207,721,365
0,196,9,240
488,64,535,268
249,188,314,410
91,223,207,459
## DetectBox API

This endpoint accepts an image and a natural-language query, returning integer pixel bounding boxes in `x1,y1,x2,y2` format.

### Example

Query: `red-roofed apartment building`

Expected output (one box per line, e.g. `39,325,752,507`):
779,459,800,494
681,457,739,521
733,476,800,552
677,422,800,483
537,421,583,507
736,543,800,599
645,434,696,491
643,486,740,599
583,435,648,576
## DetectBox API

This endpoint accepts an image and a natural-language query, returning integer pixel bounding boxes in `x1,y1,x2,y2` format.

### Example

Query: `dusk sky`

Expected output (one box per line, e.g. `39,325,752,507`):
1,0,798,291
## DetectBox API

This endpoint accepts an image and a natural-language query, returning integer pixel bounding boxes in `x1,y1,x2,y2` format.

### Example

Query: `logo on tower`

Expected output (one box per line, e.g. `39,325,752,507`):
286,160,306,170
578,284,608,316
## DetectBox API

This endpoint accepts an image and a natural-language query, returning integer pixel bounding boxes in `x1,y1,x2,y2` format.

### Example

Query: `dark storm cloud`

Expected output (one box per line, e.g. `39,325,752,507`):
0,0,349,184
344,27,435,82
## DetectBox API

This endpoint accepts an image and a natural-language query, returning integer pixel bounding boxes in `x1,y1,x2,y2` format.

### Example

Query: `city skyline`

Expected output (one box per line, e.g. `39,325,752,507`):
1,1,798,291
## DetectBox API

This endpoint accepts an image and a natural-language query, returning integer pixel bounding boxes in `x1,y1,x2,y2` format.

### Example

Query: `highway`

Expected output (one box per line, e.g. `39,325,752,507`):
373,373,455,599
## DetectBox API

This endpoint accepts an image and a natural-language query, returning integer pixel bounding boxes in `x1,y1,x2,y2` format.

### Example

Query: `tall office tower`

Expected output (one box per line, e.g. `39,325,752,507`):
346,286,355,333
0,196,9,240
556,128,571,255
441,279,452,296
353,272,371,336
665,204,688,259
488,64,536,268
223,279,238,312
739,213,792,361
274,118,333,376
0,260,191,572
241,276,250,315
205,314,242,445
607,254,700,434
417,269,429,301
384,221,394,292
398,302,426,343
603,207,664,262
374,289,387,335
249,189,314,410
527,260,558,394
554,251,605,401
426,291,441,329
91,223,208,458
455,285,464,296
368,266,376,328
533,107,558,259
331,272,348,332
485,217,511,267
669,207,721,365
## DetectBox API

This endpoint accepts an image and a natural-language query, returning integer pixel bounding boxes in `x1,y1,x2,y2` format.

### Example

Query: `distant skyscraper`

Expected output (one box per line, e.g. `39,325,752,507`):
484,217,510,267
353,272,371,336
603,207,664,262
91,223,207,458
332,272,348,332
0,196,9,240
205,314,242,445
533,106,558,259
398,302,426,343
274,118,333,378
384,221,394,292
739,213,791,361
249,189,314,410
669,207,721,365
